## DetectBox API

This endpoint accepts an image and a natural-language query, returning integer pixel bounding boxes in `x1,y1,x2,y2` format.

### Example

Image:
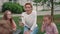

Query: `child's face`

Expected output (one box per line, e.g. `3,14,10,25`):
43,17,51,25
6,11,12,19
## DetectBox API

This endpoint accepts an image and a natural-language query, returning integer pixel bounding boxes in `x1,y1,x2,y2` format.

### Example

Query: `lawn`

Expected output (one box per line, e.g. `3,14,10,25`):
0,15,60,34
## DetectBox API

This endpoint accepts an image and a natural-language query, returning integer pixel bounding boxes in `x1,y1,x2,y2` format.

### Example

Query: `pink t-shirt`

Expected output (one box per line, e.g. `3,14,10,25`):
44,23,58,34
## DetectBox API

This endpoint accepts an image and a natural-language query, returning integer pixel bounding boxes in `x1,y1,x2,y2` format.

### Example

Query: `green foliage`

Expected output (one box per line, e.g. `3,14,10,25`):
2,2,24,14
33,0,42,3
33,0,48,3
41,0,48,5
42,0,48,3
54,2,60,5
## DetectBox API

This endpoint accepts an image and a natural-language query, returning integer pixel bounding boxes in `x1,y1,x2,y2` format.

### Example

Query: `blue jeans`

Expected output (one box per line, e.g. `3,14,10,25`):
13,29,21,34
23,26,38,34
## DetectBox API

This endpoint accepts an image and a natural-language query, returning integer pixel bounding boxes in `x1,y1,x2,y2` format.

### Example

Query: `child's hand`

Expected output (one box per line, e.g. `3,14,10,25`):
41,22,46,32
42,22,46,27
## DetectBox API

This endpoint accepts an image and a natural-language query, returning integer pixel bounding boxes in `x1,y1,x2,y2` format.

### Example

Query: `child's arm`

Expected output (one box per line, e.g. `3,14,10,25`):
55,33,58,34
41,25,44,32
53,23,59,34
41,22,45,32
12,20,16,31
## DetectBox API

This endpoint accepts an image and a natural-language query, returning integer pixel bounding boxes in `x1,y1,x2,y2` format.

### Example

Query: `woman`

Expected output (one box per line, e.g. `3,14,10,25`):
0,10,16,34
20,3,38,34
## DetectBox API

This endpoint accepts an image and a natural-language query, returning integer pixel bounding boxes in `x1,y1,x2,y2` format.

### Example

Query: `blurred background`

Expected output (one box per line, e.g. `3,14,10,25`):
0,0,60,34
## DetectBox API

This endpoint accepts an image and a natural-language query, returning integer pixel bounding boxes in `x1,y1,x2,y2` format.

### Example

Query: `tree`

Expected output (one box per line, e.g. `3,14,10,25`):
33,0,42,11
41,0,48,9
50,0,54,21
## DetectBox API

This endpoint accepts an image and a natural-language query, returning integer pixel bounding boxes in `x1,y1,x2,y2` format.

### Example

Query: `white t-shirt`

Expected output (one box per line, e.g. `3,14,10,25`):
21,10,37,30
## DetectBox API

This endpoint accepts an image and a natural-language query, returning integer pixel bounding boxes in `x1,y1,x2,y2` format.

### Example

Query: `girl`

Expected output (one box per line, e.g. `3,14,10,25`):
41,15,58,34
2,10,16,34
20,3,38,34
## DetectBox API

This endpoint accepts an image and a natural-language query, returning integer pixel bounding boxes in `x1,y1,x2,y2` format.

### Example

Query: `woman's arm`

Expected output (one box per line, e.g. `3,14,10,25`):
21,13,28,27
19,16,24,26
30,11,37,31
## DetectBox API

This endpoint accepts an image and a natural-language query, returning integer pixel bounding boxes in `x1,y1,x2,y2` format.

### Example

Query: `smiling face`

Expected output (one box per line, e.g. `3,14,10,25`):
4,10,12,20
24,3,32,14
6,11,12,19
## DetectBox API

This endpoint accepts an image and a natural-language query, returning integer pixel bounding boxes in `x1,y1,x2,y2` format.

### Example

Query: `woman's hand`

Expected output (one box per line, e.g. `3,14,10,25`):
24,31,30,34
19,22,24,26
29,30,32,32
24,30,32,34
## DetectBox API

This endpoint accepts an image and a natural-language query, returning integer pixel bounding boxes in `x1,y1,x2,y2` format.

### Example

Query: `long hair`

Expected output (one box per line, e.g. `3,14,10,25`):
3,10,13,24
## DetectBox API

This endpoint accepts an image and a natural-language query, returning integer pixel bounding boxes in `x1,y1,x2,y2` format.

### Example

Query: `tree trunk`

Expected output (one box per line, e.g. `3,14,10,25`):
43,4,44,10
36,3,38,12
51,0,54,21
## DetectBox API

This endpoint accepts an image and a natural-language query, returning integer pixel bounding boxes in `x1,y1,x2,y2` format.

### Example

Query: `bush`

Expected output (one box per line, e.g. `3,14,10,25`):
2,2,24,14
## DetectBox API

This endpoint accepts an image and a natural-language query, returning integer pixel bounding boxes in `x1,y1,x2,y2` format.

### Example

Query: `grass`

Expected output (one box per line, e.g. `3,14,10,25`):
0,15,60,34
0,12,3,15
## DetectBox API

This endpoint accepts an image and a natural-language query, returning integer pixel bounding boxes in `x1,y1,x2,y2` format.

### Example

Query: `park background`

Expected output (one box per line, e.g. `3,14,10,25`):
0,0,60,34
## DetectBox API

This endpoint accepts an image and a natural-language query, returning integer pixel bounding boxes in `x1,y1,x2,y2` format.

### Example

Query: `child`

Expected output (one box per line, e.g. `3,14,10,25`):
0,10,16,34
41,15,58,34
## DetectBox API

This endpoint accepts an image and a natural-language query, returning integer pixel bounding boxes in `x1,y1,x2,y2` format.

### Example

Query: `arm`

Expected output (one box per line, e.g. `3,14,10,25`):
19,16,24,26
53,23,59,34
12,20,16,31
20,13,28,27
55,33,58,34
41,22,45,32
30,12,37,31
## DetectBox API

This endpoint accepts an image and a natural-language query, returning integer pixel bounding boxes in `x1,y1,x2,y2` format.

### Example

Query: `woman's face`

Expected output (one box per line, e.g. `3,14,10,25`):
43,17,51,25
24,5,32,13
6,11,12,19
